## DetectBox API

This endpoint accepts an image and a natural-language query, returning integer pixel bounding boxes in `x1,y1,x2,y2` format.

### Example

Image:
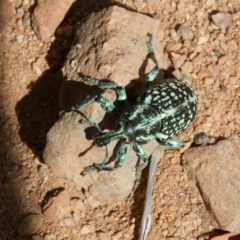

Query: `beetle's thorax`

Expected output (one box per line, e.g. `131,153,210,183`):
119,104,162,144
94,104,162,146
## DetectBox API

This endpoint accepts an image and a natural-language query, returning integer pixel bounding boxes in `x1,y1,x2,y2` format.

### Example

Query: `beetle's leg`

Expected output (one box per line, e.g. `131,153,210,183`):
114,141,128,168
79,119,102,132
81,141,127,175
79,119,110,177
133,143,149,180
156,134,185,149
158,139,184,149
59,94,119,117
80,74,128,109
142,34,160,91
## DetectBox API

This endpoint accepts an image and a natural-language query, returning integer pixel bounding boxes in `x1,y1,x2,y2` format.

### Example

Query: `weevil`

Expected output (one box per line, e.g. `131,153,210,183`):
60,34,197,179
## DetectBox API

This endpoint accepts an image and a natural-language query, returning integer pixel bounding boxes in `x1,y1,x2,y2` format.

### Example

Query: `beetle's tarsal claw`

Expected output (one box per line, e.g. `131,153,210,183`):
80,165,98,176
59,110,66,117
80,171,87,176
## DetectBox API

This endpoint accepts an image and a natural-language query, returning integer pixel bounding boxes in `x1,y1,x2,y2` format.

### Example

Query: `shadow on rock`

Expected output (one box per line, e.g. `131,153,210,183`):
15,68,63,159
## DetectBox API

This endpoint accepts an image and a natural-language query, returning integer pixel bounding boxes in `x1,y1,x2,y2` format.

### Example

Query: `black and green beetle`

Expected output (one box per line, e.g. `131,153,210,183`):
60,34,197,179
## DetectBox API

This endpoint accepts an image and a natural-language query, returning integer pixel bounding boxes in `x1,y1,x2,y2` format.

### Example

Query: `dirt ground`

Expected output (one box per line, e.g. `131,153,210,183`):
0,0,240,240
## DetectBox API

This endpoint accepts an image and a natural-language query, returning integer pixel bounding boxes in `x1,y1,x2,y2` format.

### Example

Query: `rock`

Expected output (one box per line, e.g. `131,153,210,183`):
193,132,209,146
182,140,240,232
176,25,194,40
218,55,229,65
70,198,85,211
236,87,240,96
32,235,42,240
61,6,165,100
170,52,186,69
44,6,160,204
43,233,56,240
42,190,71,221
31,0,75,41
181,61,193,76
17,214,43,236
0,0,14,33
80,224,95,235
211,12,232,31
196,70,209,79
64,217,75,227
97,232,111,240
192,54,204,67
203,77,215,86
172,69,184,80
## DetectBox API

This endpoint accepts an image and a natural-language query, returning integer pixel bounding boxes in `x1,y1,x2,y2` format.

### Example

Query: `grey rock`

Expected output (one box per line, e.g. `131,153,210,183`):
211,12,232,31
177,25,194,40
182,140,240,232
17,213,43,236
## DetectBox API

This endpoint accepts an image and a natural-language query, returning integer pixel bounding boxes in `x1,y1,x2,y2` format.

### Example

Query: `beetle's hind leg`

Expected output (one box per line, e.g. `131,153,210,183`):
142,34,161,91
156,133,185,149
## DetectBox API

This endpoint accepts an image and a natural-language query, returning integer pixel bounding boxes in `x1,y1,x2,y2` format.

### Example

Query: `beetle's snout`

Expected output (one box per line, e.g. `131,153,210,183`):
94,129,124,147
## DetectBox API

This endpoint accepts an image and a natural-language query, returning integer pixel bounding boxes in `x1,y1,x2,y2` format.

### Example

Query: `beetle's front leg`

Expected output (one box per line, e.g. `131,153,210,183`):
59,95,119,117
81,141,128,176
80,74,128,109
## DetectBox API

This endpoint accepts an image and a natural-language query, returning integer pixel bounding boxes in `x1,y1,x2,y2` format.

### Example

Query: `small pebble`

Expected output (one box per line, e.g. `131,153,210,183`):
177,25,194,40
181,61,193,75
193,132,209,146
43,233,56,240
197,70,209,79
204,77,214,85
235,87,240,96
17,214,43,236
170,52,186,69
219,84,227,92
218,55,229,65
97,232,111,240
80,224,95,235
64,218,75,227
211,12,232,30
16,34,24,43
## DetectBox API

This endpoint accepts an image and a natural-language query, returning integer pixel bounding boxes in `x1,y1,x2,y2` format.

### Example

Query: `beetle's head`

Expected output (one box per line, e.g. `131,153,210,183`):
93,119,134,147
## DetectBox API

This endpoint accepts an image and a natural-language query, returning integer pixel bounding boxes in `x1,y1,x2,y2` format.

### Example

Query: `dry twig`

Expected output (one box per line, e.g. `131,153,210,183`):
139,147,161,240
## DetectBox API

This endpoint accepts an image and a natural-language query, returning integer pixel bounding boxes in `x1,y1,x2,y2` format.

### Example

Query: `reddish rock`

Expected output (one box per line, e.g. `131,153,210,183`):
42,190,71,221
31,0,75,41
218,55,229,66
170,52,186,69
183,140,240,232
0,0,14,33
61,6,167,97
